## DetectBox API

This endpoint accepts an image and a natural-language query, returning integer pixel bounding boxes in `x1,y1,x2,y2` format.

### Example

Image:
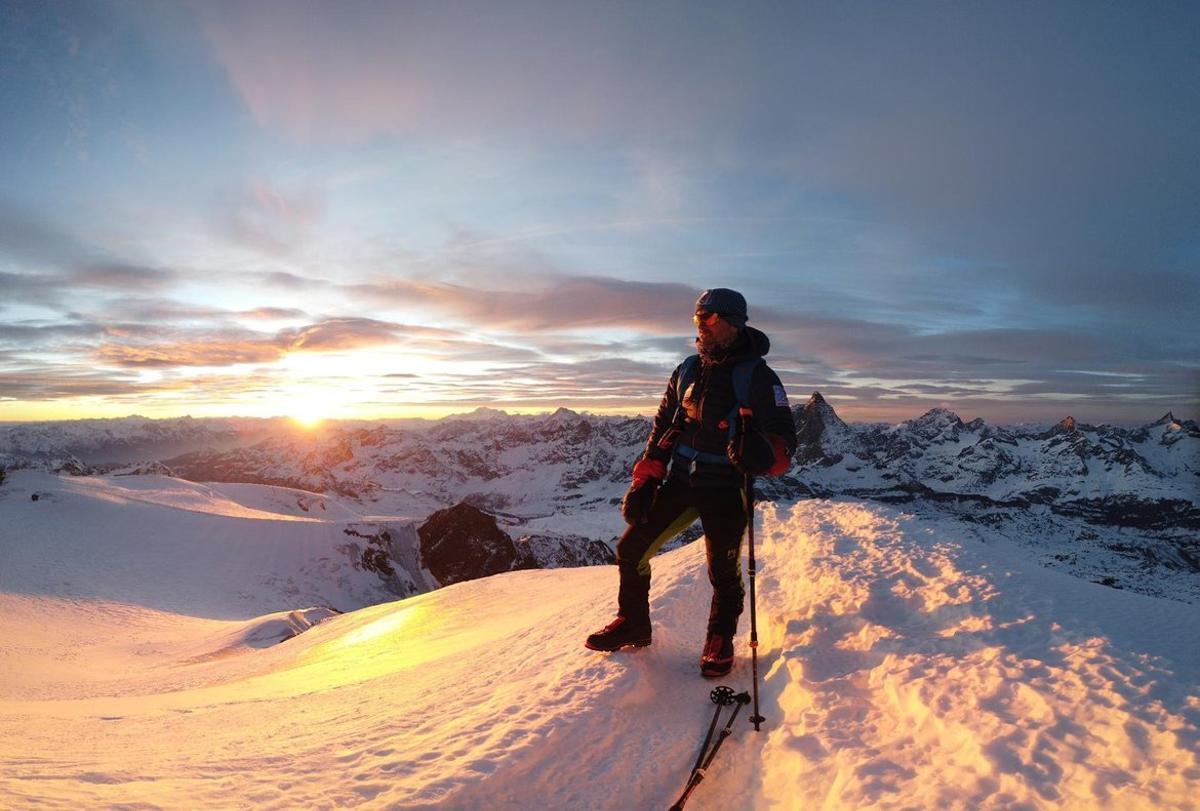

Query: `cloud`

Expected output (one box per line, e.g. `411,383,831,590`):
218,180,326,256
88,317,471,369
0,203,93,270
0,366,143,400
239,307,308,320
250,270,336,291
346,274,698,333
281,318,418,352
95,337,284,369
72,263,182,291
0,321,106,346
0,272,64,309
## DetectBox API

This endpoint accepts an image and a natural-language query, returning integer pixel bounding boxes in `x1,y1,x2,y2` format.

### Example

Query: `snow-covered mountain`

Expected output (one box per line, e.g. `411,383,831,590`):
792,393,1198,512
2,403,1196,601
789,393,1200,601
163,408,648,514
2,472,1197,808
0,415,288,467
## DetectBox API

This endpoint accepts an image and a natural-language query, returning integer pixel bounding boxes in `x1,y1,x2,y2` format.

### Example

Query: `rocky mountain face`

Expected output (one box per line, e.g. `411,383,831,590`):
417,502,615,587
790,393,1197,514
419,503,530,586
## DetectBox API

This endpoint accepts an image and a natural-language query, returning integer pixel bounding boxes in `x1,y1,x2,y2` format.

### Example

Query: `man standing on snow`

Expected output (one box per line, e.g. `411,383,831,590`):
585,288,796,677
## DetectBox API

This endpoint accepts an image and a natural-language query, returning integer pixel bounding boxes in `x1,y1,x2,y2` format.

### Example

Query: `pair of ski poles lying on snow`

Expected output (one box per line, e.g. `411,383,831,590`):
670,409,767,811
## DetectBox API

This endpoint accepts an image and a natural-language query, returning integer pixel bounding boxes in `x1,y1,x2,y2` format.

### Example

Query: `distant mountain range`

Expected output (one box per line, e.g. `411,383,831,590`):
2,400,1196,601
791,392,1198,527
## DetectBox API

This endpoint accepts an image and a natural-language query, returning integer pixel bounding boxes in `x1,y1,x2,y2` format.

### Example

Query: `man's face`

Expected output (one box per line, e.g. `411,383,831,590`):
693,310,739,348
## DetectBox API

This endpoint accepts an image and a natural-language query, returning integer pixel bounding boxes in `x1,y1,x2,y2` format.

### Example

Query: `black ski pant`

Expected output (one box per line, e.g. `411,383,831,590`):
615,476,748,638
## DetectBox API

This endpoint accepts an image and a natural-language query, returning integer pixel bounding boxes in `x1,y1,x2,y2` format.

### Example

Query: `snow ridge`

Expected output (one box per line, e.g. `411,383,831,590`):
2,491,1197,808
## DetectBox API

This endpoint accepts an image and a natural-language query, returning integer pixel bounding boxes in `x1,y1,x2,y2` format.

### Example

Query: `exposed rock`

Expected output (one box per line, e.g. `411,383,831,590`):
52,456,93,476
794,391,852,465
418,502,526,586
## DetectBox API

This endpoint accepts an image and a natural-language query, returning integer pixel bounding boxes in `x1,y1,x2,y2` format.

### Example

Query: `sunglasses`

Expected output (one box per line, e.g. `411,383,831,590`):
693,311,723,326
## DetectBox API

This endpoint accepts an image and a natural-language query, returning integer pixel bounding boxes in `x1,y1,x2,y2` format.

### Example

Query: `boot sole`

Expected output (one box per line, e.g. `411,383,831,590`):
584,638,652,652
700,658,734,678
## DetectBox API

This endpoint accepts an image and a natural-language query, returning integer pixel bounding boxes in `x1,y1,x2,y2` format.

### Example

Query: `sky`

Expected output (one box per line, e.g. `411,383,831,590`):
1,1,1197,425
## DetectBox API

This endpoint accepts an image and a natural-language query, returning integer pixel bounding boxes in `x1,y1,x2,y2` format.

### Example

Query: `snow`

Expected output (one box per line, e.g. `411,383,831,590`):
3,471,1198,808
0,471,409,616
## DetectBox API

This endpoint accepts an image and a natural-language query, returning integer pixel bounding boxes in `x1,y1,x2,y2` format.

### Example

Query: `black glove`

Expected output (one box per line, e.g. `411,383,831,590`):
727,429,778,475
621,480,658,525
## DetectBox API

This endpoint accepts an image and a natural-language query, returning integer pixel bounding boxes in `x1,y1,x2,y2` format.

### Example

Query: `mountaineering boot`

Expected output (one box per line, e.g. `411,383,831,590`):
585,616,652,651
700,634,734,678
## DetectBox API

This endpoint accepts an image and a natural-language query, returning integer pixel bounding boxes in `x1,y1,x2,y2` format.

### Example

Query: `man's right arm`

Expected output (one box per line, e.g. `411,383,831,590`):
642,364,683,464
621,365,682,524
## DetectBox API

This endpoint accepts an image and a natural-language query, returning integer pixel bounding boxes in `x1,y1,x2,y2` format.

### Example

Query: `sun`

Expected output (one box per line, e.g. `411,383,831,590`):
290,404,328,429
283,380,349,429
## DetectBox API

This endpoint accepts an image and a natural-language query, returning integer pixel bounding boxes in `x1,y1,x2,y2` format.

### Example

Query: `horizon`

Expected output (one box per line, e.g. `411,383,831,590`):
0,397,1190,430
2,2,1198,426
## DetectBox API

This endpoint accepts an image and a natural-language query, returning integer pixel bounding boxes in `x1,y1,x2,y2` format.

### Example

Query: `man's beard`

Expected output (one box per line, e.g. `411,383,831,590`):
696,329,739,358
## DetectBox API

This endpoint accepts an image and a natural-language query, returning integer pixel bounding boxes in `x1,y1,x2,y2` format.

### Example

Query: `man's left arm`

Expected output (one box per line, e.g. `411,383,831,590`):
729,364,796,476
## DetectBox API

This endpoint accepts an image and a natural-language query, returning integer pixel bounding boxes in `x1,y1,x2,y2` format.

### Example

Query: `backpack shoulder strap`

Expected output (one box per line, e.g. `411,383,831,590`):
730,357,763,407
725,357,765,440
675,354,701,403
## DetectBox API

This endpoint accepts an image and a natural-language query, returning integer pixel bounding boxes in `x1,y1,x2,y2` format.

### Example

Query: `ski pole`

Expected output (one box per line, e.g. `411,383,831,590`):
739,408,765,732
689,686,733,779
699,690,751,772
669,690,751,810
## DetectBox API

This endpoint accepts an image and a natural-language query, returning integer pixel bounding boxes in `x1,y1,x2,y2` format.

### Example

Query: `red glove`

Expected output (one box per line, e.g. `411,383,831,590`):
763,433,791,476
728,431,792,476
631,457,667,487
622,458,667,525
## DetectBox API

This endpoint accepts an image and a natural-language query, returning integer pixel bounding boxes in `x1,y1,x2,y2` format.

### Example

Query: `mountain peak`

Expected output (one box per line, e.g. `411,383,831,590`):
918,407,961,419
1056,415,1077,433
910,408,965,430
447,407,510,421
1151,412,1177,427
795,391,851,464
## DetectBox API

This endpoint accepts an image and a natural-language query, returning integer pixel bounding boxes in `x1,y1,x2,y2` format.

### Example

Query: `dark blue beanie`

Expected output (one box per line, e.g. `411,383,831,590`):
695,288,748,327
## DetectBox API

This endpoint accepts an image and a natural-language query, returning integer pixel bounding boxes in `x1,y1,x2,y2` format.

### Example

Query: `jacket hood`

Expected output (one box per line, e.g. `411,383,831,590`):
743,325,770,358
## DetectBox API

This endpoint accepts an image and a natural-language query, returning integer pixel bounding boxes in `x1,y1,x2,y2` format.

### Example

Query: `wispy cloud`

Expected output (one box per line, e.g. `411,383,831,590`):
345,275,696,333
219,180,326,256
90,318,420,368
94,338,284,369
72,264,182,291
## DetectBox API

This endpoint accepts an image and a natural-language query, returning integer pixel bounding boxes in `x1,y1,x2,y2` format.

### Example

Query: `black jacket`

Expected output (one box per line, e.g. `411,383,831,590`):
642,326,797,486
